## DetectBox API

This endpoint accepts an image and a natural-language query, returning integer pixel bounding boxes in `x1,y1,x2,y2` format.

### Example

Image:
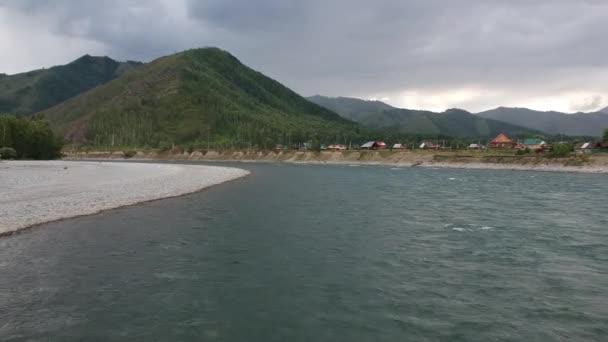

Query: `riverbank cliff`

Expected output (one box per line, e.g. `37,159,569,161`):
63,150,608,174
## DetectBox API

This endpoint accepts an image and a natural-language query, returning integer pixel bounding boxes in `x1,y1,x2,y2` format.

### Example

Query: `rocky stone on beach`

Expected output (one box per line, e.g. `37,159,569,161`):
0,161,249,235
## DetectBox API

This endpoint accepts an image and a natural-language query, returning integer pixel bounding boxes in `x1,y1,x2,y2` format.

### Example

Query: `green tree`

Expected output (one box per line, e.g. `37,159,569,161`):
0,115,63,159
0,147,17,159
547,143,573,158
603,128,608,143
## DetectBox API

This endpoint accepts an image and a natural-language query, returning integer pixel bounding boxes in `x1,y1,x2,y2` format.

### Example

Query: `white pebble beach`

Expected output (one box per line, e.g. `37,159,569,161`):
0,161,249,235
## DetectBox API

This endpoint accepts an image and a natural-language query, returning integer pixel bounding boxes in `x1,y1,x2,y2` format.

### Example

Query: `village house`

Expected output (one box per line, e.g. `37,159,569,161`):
489,133,516,148
327,144,347,151
521,138,548,151
298,142,311,151
468,143,483,150
419,141,440,149
575,142,602,153
392,143,406,149
360,141,387,150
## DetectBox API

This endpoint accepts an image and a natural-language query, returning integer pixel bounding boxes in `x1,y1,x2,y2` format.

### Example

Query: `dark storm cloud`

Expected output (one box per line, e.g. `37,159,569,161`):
1,0,608,111
185,1,608,90
0,0,196,61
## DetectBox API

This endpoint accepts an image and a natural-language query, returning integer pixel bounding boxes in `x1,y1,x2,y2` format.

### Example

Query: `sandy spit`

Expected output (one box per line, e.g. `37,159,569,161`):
0,161,249,235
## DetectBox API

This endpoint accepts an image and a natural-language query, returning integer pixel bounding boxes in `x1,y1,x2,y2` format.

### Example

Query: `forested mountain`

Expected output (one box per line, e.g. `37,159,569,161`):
0,56,141,115
360,108,539,138
307,95,395,121
477,107,608,137
309,96,539,138
41,48,361,149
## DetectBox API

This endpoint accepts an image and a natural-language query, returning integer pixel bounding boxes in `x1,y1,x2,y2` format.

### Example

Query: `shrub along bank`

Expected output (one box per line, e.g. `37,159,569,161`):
0,115,63,159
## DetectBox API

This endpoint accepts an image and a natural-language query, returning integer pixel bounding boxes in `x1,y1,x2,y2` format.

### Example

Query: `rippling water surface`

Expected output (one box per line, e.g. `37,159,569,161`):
1,163,607,341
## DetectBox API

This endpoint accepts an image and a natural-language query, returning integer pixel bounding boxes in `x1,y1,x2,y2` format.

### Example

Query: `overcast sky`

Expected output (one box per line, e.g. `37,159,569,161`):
1,0,607,113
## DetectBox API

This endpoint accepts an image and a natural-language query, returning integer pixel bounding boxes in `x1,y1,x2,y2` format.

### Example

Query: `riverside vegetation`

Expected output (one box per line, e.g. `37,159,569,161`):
0,115,63,159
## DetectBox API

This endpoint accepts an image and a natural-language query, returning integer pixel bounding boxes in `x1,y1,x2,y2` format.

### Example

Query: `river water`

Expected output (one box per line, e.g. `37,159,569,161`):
1,163,607,341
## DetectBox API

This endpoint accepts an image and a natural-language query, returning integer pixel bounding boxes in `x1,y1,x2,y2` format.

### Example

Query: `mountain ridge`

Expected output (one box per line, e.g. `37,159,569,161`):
0,55,142,115
41,48,362,149
307,95,396,122
308,96,541,138
477,107,608,136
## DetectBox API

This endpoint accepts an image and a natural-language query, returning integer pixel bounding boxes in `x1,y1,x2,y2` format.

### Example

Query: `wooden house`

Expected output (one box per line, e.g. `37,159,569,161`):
575,142,601,153
327,144,347,151
360,141,387,150
521,138,547,151
489,134,516,148
419,141,440,149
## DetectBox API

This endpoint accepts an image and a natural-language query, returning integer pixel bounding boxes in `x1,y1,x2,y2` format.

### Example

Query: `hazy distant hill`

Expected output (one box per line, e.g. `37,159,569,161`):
361,108,540,137
477,107,608,137
0,56,141,114
42,48,360,149
307,95,395,121
309,96,539,138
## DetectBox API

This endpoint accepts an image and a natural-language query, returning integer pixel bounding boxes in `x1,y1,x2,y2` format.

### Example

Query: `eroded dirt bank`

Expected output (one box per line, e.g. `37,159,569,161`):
63,150,608,173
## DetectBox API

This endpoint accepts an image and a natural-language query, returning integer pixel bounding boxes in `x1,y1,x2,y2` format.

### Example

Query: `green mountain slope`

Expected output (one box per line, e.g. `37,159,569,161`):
42,48,360,149
307,95,395,121
309,96,539,138
0,56,141,115
361,108,540,137
477,107,608,137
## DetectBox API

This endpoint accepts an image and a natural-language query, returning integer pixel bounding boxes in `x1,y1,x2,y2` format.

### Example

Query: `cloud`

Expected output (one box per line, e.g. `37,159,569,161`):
0,6,107,73
1,0,607,112
569,95,605,112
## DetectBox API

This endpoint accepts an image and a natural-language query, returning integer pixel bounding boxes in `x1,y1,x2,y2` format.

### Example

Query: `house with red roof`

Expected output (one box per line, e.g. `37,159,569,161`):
489,133,516,148
360,141,387,150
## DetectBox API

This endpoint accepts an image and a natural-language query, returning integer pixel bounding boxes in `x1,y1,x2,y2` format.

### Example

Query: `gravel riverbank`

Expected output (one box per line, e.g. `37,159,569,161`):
65,150,608,174
0,161,249,235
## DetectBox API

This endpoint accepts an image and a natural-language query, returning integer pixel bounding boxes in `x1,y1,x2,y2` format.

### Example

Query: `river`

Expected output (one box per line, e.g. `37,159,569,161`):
1,163,606,341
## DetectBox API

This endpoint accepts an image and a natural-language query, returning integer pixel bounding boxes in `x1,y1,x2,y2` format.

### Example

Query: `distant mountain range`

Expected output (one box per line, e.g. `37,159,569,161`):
40,48,359,148
0,55,141,115
309,96,608,137
307,96,540,138
2,48,606,149
477,107,608,137
307,95,395,122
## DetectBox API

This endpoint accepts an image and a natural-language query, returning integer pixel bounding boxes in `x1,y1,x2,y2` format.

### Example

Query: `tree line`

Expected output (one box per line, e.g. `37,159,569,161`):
0,115,63,159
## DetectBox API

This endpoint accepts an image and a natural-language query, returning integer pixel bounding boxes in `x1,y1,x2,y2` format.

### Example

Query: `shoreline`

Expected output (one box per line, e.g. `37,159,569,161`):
0,161,249,236
64,150,608,174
